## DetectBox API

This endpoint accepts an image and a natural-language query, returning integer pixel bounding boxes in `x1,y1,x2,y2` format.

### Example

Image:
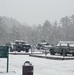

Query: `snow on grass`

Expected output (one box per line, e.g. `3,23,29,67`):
0,54,74,75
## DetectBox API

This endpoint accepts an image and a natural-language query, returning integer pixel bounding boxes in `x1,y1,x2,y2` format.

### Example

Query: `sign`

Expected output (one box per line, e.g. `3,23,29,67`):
0,46,8,58
0,46,9,72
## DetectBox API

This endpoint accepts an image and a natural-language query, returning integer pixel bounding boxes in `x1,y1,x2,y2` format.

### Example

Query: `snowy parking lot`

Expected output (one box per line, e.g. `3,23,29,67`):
0,54,74,75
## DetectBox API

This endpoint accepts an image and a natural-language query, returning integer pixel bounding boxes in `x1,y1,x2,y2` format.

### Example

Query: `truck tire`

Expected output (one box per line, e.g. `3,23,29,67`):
25,49,29,52
50,49,55,55
72,53,74,56
17,48,21,52
63,49,67,56
60,50,63,55
10,50,13,52
37,47,40,50
10,47,14,52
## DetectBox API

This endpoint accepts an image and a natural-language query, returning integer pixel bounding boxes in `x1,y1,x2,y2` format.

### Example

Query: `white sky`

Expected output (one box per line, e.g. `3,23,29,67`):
0,0,74,26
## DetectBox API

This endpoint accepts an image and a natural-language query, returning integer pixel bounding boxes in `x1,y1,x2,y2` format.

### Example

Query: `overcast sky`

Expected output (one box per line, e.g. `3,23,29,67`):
0,0,74,26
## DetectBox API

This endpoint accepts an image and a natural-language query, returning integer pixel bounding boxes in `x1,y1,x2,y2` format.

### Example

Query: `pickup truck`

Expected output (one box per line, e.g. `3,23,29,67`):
50,41,74,56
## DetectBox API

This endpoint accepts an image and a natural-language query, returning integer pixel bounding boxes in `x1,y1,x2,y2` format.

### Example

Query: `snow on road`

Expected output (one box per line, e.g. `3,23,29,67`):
0,54,74,75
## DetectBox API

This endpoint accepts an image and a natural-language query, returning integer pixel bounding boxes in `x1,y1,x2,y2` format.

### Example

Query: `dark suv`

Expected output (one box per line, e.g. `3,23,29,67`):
36,42,50,50
9,40,31,52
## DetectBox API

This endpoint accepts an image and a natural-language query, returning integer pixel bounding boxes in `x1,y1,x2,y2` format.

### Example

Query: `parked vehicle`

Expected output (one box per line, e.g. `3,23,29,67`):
6,40,31,52
50,41,74,56
36,42,51,50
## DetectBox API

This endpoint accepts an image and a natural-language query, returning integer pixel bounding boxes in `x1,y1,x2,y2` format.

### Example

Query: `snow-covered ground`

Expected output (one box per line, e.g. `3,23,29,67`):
0,54,74,75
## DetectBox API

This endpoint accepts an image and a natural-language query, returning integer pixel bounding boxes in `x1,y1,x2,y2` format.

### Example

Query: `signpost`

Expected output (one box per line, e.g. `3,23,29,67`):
0,46,9,72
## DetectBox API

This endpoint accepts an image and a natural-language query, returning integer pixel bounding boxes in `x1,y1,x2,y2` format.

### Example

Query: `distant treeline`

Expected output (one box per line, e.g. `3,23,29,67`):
0,15,74,45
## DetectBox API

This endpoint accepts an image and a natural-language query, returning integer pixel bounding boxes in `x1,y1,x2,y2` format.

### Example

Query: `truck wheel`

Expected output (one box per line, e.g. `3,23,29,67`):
72,53,74,56
50,49,55,55
63,49,67,56
10,47,14,52
60,50,63,55
17,48,21,52
37,48,40,50
25,49,29,52
10,50,13,52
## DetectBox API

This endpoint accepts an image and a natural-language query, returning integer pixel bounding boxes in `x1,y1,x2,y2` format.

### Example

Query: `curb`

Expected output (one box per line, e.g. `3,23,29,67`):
29,54,74,60
9,53,30,55
9,52,45,55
